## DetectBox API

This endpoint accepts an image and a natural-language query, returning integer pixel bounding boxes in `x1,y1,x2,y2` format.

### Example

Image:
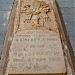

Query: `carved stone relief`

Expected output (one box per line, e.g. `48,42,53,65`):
14,0,59,33
6,0,67,74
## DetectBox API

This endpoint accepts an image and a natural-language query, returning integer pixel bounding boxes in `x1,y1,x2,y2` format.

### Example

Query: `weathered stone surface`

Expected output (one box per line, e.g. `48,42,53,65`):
6,0,66,75
7,30,66,74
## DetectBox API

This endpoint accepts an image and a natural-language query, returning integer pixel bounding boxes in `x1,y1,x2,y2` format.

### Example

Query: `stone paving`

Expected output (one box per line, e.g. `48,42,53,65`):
57,0,75,55
0,0,13,58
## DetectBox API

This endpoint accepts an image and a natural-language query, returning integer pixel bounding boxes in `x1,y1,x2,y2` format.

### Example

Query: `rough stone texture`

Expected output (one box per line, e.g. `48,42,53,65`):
5,0,66,75
0,0,75,75
0,0,75,57
7,30,66,74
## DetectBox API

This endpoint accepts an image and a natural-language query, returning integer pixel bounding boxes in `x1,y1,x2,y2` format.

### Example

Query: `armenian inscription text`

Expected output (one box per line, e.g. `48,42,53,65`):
8,30,66,73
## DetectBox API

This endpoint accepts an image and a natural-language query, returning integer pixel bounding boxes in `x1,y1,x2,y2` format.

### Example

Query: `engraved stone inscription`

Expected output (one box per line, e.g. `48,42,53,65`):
8,30,66,74
6,0,66,74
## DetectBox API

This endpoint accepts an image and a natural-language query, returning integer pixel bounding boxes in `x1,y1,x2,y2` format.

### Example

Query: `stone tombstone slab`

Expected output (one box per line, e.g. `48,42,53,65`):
7,0,66,75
